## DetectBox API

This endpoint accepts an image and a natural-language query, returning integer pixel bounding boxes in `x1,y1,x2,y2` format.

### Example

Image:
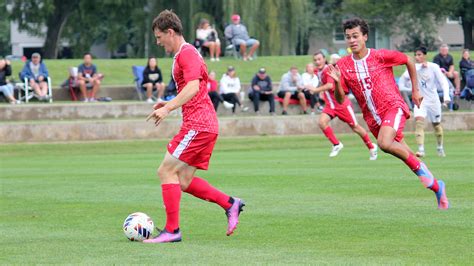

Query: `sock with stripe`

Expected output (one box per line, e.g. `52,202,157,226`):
184,177,233,209
404,153,439,193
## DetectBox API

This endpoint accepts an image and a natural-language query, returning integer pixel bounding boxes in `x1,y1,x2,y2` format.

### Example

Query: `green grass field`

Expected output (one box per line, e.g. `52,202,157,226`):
8,51,464,87
1,131,473,264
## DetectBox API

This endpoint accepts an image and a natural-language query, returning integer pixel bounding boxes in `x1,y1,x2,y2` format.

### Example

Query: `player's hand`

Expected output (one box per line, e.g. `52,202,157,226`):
327,64,341,82
412,89,423,108
146,107,170,126
153,100,168,110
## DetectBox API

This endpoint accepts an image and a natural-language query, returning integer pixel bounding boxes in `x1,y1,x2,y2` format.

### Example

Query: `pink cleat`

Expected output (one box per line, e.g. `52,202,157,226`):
142,229,182,243
435,180,449,210
226,197,245,236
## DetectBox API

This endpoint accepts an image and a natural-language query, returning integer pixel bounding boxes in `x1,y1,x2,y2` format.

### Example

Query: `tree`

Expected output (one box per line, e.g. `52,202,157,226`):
0,1,10,56
9,0,80,58
450,0,473,49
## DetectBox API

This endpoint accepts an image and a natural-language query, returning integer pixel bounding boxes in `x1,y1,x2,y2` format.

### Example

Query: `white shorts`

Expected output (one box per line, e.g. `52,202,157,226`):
413,101,442,123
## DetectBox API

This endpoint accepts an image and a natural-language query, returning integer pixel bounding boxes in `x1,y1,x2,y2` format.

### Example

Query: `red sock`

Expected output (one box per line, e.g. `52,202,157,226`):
161,183,181,233
404,153,421,171
361,133,374,149
322,127,339,145
184,177,232,209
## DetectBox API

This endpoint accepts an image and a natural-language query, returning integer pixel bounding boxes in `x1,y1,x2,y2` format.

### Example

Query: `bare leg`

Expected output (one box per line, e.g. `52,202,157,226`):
297,92,307,112
248,41,260,58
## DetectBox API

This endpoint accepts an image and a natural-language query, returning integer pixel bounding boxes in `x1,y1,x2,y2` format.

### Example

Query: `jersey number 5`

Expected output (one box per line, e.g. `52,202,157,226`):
363,77,372,90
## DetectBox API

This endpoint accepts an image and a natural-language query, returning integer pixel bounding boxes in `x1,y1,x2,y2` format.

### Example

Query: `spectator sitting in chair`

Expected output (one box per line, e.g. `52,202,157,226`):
459,49,473,81
220,66,248,114
249,67,275,114
460,49,474,100
302,62,322,115
0,59,20,104
142,56,166,103
278,66,307,115
19,53,50,102
224,14,260,61
433,44,461,94
78,52,102,102
196,19,221,62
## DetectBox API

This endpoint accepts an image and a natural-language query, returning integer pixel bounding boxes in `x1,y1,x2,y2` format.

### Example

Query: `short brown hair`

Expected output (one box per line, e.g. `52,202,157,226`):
152,10,183,35
343,18,369,36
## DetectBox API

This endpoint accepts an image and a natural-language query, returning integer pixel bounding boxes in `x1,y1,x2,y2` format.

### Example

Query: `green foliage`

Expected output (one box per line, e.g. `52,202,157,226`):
1,132,473,264
0,1,10,56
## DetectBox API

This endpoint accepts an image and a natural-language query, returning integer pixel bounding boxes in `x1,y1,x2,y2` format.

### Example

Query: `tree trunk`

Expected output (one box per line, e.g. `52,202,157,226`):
461,16,473,49
42,1,76,59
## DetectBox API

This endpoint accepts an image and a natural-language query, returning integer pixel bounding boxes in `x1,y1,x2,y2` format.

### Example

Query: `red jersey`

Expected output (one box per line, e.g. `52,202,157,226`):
336,49,410,127
172,43,218,134
315,65,349,109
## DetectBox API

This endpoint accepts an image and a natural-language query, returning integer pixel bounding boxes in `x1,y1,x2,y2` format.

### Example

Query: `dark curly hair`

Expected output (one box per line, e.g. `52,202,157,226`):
343,18,369,36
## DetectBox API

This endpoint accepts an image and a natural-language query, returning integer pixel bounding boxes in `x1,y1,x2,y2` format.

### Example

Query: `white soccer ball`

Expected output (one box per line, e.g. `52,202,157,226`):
123,212,154,241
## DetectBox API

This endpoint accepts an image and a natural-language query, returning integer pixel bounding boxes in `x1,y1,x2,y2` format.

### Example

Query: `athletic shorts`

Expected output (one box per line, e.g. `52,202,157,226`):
413,101,442,123
167,128,218,170
369,107,407,142
323,101,358,127
232,38,258,47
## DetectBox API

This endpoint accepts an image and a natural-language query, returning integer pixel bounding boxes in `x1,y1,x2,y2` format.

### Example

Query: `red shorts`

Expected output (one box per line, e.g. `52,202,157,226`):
323,101,358,127
369,107,407,142
167,128,218,170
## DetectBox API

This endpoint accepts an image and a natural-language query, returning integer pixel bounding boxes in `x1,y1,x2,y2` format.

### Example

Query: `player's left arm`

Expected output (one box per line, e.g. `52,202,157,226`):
433,64,451,103
405,57,422,108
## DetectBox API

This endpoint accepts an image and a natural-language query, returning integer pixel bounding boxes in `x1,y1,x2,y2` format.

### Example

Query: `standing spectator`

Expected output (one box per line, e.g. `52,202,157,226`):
433,44,461,94
249,67,275,114
301,63,322,115
278,66,307,115
19,53,50,101
224,14,260,61
142,57,166,103
220,66,248,113
196,19,221,62
78,53,102,102
0,59,20,104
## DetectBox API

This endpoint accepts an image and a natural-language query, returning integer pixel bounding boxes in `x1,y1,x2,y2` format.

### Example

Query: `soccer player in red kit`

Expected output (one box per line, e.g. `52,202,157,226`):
144,10,245,243
311,52,378,159
327,18,449,209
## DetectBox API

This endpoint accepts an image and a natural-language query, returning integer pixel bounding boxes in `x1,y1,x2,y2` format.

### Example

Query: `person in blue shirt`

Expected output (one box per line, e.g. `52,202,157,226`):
19,53,50,101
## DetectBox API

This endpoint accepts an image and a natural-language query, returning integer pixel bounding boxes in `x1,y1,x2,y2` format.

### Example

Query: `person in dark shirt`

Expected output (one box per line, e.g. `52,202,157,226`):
249,67,275,114
459,49,473,81
0,59,20,104
78,53,103,102
433,44,460,93
142,57,165,103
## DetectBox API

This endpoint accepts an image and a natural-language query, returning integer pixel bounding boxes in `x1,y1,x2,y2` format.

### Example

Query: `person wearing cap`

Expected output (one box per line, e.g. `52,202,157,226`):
196,19,221,62
224,14,260,61
278,66,307,115
0,59,20,104
19,52,50,101
249,67,275,114
219,66,249,113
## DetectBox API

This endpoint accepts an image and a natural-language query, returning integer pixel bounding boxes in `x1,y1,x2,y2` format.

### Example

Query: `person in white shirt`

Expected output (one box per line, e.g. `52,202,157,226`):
220,66,248,113
301,63,322,115
399,46,450,157
196,19,221,62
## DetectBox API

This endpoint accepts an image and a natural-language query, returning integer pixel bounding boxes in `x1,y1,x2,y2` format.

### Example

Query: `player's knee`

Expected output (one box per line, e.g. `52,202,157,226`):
377,138,392,152
434,123,443,137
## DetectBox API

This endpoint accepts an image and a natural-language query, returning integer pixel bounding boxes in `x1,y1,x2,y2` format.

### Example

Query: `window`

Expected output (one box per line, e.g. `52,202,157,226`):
333,27,345,43
447,16,461,24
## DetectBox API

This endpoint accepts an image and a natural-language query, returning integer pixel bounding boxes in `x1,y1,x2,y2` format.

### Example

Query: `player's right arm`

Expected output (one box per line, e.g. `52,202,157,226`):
327,64,345,104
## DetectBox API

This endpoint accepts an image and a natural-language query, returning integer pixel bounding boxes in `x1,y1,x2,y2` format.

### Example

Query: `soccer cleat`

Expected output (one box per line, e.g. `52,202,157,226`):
223,101,234,109
437,147,446,157
435,180,449,210
415,150,425,158
142,228,182,243
329,142,344,157
369,143,378,160
225,197,245,236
